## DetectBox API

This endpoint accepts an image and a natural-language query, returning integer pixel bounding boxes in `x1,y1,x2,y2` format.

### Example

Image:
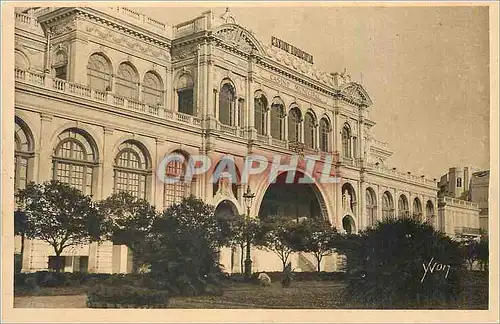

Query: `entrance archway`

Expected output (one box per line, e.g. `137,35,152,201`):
258,171,327,221
214,200,240,274
342,215,356,234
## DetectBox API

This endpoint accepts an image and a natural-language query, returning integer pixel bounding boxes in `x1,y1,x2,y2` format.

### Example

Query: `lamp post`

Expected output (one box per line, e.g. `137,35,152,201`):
243,185,255,278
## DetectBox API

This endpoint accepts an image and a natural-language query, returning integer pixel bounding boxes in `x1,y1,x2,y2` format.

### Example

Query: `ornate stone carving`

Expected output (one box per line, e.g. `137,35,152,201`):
172,44,198,60
51,17,77,36
214,26,255,54
84,22,170,61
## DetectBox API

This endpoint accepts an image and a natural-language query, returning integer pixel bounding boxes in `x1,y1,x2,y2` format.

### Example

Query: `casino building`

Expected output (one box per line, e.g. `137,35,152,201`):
14,7,443,273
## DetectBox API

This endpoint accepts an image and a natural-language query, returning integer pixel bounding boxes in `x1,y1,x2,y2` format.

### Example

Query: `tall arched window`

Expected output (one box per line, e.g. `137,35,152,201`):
14,118,34,192
219,83,236,126
382,191,394,219
53,129,97,195
114,141,149,199
426,200,435,224
288,107,301,143
177,73,195,115
413,198,423,221
15,50,29,70
142,71,163,106
342,125,351,158
366,188,377,227
164,151,191,208
116,62,139,99
254,92,268,135
87,53,111,91
398,195,409,218
270,97,285,140
319,118,330,152
304,112,316,149
457,177,462,187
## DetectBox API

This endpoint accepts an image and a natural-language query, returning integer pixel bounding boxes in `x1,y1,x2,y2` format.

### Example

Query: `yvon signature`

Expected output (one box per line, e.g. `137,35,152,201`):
421,257,451,283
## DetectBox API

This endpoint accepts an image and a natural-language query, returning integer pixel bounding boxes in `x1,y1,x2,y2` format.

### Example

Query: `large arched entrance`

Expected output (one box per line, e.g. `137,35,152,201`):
258,171,326,221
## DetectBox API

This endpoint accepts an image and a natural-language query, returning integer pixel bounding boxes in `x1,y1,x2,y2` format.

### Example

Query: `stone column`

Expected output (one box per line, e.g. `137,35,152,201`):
100,127,115,200
154,137,166,208
67,28,89,84
38,114,53,182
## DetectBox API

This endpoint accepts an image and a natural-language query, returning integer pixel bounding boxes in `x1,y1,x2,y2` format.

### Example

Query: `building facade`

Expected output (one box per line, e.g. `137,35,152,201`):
469,170,490,233
14,7,440,273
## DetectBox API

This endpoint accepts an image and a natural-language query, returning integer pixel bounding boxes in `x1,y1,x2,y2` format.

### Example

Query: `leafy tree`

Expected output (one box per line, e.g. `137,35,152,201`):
14,209,27,273
459,238,479,271
16,181,102,272
288,217,341,272
221,214,260,273
254,217,297,271
337,218,464,308
476,236,489,271
98,191,159,273
146,196,225,296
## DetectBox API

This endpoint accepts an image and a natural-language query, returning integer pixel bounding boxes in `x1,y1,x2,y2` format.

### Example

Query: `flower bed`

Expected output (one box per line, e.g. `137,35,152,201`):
86,284,169,309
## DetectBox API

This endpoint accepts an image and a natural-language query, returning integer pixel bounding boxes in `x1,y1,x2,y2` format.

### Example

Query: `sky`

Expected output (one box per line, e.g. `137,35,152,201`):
137,4,490,180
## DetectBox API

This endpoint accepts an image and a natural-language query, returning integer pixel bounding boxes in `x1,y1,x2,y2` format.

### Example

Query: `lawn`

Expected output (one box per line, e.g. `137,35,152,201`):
14,275,488,309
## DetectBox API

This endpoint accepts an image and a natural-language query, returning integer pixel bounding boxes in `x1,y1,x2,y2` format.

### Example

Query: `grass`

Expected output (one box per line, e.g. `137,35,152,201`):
14,272,489,309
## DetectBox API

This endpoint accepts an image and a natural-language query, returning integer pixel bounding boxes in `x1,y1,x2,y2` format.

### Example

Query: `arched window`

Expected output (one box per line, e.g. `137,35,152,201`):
15,50,29,70
14,118,33,192
288,107,301,143
382,191,394,219
254,92,268,135
342,125,351,158
116,62,139,99
426,200,435,224
53,50,68,80
219,83,236,126
304,112,316,149
398,195,409,218
177,73,194,115
164,152,191,208
319,118,330,152
87,53,111,91
114,141,149,199
413,198,423,221
457,177,462,187
270,97,285,140
53,129,97,195
142,71,163,106
366,188,377,227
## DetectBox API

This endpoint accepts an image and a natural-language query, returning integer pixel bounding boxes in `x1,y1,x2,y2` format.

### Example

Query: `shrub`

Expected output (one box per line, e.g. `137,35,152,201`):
338,218,465,308
87,284,169,308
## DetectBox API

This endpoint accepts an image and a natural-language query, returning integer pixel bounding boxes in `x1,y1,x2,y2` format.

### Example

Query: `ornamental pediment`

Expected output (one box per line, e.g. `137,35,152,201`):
340,82,373,106
213,24,264,56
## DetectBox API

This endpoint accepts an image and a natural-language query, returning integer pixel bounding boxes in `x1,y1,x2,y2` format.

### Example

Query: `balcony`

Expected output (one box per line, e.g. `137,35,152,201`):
14,68,201,129
442,197,479,209
370,163,436,187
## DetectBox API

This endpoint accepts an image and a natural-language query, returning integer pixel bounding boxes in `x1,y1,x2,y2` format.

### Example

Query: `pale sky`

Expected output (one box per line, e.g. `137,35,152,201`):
138,4,490,179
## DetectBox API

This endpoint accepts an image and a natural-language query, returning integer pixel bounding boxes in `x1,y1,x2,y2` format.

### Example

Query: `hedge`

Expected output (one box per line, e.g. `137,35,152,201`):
87,284,169,308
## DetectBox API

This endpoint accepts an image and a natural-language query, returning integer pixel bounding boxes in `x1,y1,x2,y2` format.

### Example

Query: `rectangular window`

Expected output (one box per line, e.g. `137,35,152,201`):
55,65,67,80
178,89,194,115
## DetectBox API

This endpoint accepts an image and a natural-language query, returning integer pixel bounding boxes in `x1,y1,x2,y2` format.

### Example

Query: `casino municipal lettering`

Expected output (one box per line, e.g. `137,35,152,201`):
13,7,481,274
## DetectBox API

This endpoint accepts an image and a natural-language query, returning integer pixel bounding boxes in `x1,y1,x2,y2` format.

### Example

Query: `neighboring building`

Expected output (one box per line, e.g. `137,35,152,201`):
469,170,490,233
438,166,480,199
437,197,481,241
14,7,441,274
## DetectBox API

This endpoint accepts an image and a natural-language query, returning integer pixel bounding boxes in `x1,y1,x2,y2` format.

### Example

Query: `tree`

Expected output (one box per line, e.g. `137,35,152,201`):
288,217,341,272
16,181,102,272
98,191,159,273
476,236,489,271
337,218,464,307
146,196,225,295
221,215,260,273
254,217,297,271
14,209,27,273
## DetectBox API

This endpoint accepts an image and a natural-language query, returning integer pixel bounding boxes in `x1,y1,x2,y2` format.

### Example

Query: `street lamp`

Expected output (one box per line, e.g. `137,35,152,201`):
242,185,255,277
